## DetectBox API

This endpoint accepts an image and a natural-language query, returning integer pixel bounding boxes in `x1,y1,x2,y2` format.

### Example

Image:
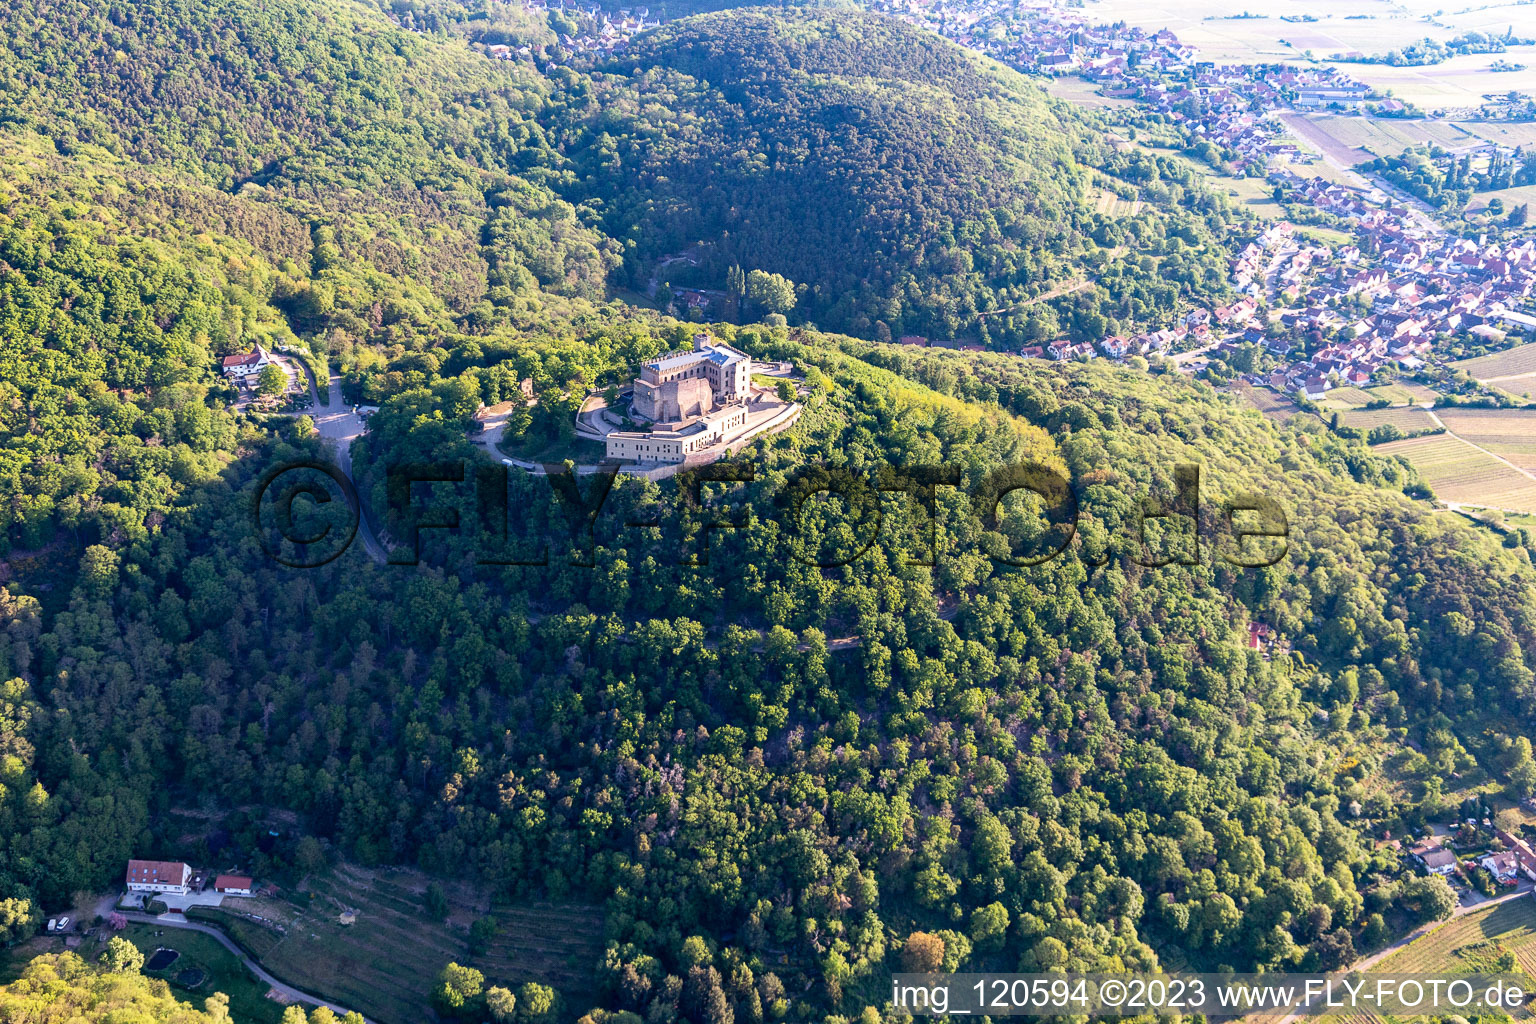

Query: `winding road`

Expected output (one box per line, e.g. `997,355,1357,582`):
293,367,388,564
118,910,372,1022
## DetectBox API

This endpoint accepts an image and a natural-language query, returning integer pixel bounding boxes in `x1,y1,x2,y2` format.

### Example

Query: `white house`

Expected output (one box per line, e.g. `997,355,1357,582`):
214,874,254,896
221,345,272,379
1419,848,1458,876
126,859,191,895
1482,851,1520,882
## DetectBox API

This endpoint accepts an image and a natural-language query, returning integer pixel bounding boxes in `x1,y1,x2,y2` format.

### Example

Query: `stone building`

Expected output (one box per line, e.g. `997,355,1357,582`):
631,333,751,424
606,333,776,465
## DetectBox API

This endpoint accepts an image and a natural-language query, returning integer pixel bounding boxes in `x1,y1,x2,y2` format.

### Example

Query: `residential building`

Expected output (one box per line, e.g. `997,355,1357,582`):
126,859,192,895
220,345,271,379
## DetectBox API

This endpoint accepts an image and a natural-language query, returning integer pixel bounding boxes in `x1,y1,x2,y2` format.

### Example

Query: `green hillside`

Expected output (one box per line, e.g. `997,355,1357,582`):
565,10,1110,339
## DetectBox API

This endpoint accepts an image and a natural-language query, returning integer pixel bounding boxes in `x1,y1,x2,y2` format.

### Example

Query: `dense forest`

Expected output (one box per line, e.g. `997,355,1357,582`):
2,0,1536,1022
562,10,1238,344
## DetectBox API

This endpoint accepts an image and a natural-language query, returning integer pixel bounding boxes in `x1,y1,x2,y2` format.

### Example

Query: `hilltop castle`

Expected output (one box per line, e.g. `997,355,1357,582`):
598,333,798,467
631,334,751,423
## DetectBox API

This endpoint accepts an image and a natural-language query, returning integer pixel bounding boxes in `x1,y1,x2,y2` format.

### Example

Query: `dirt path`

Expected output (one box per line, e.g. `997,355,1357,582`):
976,279,1094,317
1271,889,1533,1024
975,246,1124,320
1425,409,1536,484
1480,369,1536,385
119,911,372,1022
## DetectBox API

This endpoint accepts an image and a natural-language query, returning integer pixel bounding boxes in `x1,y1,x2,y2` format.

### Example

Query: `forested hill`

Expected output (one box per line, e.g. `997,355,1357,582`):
0,0,1230,348
564,9,1108,340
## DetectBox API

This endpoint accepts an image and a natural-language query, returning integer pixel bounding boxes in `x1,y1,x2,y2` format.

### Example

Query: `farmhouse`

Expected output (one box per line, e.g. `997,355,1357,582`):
126,859,192,895
1493,828,1536,881
214,874,254,896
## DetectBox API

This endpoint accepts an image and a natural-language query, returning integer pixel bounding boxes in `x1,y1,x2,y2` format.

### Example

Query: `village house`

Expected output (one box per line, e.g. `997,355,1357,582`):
1481,851,1521,883
1418,847,1459,876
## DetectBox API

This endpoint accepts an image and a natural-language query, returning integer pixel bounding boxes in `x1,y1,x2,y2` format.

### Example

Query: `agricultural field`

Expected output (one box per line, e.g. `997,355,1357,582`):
1338,54,1536,114
1375,897,1536,978
195,863,605,1024
1316,385,1378,410
1453,342,1536,383
1434,409,1536,467
1341,116,1461,155
1337,405,1439,433
1463,122,1536,149
1090,186,1143,217
1467,183,1536,219
1084,0,1493,64
1075,0,1536,106
1236,384,1317,424
1281,115,1486,160
1044,76,1138,109
1357,381,1438,406
1395,381,1444,405
1374,433,1536,511
1280,112,1375,167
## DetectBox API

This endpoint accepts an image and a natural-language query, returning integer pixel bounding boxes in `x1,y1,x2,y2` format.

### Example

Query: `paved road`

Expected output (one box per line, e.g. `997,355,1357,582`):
307,374,387,564
118,911,372,1022
273,363,386,563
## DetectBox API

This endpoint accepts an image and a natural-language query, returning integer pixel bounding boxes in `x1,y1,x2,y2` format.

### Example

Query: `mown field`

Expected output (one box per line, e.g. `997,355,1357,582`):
1090,187,1143,218
1044,75,1138,109
1467,183,1536,219
1138,145,1289,220
1359,381,1439,406
122,924,285,1024
1317,385,1385,411
1338,406,1439,433
1453,343,1536,382
1434,409,1536,466
196,865,606,1024
1376,897,1536,978
1375,433,1536,511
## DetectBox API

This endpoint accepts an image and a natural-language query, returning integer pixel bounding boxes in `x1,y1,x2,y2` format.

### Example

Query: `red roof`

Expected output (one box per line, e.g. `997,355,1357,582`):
126,860,189,886
221,351,263,369
214,874,253,890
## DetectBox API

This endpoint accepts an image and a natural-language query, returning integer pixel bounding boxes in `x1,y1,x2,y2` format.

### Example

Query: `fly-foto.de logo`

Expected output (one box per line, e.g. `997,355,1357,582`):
251,460,1290,570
